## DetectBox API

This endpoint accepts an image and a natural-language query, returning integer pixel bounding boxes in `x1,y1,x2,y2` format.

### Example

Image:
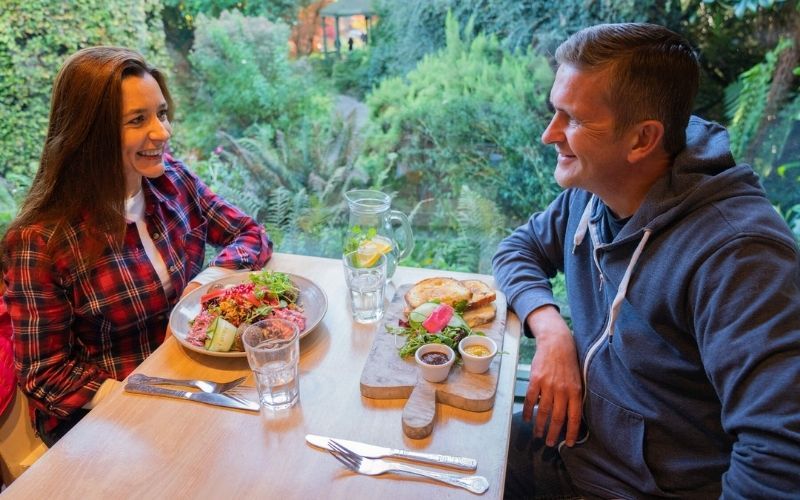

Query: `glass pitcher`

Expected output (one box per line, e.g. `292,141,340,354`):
343,190,414,279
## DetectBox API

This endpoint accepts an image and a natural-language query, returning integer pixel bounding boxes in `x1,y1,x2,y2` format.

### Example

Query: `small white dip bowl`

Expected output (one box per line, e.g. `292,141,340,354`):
458,336,497,374
415,343,455,383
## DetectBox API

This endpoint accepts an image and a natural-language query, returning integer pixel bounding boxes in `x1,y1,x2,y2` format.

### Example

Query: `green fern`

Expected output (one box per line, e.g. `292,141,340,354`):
202,104,370,258
725,38,792,160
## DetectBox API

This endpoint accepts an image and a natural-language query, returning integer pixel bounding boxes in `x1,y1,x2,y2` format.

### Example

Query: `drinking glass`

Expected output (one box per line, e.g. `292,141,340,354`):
342,251,387,323
241,319,300,411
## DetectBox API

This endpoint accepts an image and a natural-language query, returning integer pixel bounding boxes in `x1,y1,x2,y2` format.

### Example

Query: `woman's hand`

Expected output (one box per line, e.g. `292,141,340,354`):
524,305,583,447
181,281,202,299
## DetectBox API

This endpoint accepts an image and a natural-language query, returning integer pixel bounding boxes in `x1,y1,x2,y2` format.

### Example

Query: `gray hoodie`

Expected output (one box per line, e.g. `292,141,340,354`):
493,117,800,498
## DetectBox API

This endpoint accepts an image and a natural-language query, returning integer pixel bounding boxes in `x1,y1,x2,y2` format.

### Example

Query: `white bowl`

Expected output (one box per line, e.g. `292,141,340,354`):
415,344,455,383
458,336,497,374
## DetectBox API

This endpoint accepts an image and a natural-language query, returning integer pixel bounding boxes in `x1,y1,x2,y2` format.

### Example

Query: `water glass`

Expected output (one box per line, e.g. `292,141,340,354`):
343,250,387,323
241,319,300,411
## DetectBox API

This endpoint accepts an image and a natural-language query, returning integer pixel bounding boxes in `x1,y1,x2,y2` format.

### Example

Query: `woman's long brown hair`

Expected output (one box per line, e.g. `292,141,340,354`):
2,46,173,263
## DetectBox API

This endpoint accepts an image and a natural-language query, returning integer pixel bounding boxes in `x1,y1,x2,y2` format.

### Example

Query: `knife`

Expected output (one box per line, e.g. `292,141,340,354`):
305,434,477,470
125,383,260,412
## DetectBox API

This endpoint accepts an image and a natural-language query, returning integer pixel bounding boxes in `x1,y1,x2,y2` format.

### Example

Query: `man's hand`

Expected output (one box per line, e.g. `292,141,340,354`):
524,305,583,447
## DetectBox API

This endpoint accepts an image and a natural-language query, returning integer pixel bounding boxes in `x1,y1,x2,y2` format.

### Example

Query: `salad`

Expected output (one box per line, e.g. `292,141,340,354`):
186,270,306,352
387,302,483,358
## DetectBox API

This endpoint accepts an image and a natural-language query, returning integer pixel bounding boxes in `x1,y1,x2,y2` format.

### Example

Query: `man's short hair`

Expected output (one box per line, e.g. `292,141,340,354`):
555,23,699,156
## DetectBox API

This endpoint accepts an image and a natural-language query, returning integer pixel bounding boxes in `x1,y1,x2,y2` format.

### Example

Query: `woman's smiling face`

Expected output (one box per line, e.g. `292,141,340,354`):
120,72,172,196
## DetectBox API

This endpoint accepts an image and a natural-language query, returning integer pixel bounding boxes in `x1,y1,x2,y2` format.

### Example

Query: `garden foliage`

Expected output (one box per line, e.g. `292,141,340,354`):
725,38,800,240
162,0,310,53
192,109,369,259
362,13,558,223
361,0,674,93
177,10,330,156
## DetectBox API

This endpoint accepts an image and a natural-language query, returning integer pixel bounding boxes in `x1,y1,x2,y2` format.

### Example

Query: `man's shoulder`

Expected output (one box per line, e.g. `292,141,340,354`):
705,192,796,251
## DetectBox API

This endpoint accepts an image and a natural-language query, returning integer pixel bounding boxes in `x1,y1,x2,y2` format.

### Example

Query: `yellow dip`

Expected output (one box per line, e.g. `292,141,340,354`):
464,345,491,357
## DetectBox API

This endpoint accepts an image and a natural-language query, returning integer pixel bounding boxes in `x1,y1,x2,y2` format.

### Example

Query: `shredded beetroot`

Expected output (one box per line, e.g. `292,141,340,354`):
271,307,306,332
187,309,215,346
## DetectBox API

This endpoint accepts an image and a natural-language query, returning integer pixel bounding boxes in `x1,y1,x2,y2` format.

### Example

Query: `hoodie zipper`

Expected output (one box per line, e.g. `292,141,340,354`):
589,218,605,292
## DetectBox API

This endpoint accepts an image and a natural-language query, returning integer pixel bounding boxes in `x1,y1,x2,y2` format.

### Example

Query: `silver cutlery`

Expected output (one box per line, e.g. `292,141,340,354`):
328,439,489,494
124,383,260,412
128,373,247,395
306,434,477,470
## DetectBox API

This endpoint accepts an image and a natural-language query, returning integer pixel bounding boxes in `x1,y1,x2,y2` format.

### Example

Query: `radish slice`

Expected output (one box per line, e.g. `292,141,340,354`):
422,303,455,333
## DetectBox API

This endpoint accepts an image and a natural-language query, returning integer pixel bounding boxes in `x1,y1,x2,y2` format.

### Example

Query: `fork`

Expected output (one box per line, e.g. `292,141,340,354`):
128,373,247,396
328,440,489,494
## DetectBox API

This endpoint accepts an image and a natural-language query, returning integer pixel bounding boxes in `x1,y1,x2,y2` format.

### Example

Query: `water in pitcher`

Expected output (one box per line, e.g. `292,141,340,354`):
344,190,413,281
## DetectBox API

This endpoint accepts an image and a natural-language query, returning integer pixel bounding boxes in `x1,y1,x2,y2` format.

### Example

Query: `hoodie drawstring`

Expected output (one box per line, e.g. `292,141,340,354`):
572,196,594,253
606,228,652,341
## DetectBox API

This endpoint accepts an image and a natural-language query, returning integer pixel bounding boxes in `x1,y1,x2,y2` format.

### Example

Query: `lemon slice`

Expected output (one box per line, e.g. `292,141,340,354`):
356,236,393,267
370,235,393,255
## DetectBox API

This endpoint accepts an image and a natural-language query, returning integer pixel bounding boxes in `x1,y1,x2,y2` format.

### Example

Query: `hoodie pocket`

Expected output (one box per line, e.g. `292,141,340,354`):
561,391,669,498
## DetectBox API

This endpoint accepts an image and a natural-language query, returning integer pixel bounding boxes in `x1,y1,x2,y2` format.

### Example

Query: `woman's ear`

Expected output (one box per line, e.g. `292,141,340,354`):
627,120,665,164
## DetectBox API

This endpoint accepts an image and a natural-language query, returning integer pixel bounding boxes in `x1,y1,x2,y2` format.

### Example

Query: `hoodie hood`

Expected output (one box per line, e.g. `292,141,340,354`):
619,116,765,242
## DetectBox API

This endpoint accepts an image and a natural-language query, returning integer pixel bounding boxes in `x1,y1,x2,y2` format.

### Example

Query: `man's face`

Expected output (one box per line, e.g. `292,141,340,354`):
541,64,631,197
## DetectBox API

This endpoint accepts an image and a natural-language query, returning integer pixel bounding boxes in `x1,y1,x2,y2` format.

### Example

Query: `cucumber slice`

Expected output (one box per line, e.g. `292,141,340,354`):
205,316,239,352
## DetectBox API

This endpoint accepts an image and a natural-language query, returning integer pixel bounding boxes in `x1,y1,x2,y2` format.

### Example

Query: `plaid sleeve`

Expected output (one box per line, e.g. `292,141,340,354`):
175,161,272,270
3,227,108,418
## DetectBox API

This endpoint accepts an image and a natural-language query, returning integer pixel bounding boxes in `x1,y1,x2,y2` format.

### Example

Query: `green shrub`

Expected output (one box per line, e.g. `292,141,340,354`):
330,49,373,99
365,0,671,85
0,0,169,202
178,10,330,157
361,13,558,224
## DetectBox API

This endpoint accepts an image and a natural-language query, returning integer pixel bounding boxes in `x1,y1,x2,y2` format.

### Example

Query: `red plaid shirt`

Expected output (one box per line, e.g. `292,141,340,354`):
3,156,271,426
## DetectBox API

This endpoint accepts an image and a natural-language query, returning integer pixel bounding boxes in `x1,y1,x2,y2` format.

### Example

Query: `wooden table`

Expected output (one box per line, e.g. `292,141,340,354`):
2,253,520,499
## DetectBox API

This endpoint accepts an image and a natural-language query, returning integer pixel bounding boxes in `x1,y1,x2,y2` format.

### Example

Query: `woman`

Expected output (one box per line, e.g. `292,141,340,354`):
0,286,13,418
1,47,272,445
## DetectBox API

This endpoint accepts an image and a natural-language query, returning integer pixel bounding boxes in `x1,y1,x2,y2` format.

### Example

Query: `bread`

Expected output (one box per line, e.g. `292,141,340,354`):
461,280,496,309
462,303,497,327
404,277,472,309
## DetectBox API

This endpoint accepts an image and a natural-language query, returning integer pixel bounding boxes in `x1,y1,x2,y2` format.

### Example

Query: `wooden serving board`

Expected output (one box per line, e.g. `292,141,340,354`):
360,284,507,439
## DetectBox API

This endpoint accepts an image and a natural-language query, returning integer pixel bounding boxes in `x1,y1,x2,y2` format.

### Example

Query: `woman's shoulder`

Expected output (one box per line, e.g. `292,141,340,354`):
4,221,58,248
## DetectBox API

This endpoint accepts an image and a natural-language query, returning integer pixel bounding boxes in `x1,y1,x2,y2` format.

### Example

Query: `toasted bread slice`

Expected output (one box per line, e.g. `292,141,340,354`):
404,277,472,309
462,303,497,328
461,279,496,309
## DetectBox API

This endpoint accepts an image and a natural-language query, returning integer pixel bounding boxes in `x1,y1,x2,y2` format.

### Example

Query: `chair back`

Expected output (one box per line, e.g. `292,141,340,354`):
0,386,47,486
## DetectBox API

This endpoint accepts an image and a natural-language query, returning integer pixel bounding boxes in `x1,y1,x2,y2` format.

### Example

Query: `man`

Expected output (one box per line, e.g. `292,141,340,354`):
493,23,800,498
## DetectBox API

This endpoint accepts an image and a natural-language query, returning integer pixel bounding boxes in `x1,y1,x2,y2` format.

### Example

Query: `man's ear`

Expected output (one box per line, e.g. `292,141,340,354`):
626,120,665,163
